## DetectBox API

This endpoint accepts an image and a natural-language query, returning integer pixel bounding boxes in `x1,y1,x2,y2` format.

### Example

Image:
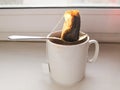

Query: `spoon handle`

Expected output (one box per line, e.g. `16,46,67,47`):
8,35,60,40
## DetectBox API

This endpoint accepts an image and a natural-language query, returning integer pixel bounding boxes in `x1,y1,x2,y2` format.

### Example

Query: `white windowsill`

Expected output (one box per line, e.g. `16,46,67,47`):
0,42,120,90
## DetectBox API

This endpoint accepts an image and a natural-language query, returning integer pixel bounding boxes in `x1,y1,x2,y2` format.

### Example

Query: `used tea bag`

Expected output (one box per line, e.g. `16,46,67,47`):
61,10,81,42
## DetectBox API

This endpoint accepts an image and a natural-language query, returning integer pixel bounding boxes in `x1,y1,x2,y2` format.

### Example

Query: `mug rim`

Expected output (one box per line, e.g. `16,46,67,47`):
47,30,90,47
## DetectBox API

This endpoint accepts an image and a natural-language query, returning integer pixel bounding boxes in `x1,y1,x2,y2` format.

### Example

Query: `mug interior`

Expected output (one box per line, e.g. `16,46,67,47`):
48,31,88,45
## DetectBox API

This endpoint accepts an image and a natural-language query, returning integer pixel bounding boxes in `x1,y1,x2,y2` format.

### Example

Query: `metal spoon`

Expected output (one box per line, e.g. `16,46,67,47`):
8,33,87,43
8,35,62,40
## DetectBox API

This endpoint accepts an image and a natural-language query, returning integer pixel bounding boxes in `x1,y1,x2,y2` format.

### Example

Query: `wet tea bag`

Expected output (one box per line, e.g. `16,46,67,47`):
61,10,81,42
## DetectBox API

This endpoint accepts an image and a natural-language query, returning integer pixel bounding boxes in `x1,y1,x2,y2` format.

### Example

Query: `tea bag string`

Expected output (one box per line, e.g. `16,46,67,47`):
50,9,76,32
51,15,64,32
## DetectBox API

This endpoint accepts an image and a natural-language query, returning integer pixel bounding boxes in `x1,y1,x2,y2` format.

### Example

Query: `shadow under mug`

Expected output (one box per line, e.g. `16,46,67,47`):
46,31,99,86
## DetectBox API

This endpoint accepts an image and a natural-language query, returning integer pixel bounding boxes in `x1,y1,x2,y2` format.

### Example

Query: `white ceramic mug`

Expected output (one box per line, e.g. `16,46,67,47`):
46,31,99,86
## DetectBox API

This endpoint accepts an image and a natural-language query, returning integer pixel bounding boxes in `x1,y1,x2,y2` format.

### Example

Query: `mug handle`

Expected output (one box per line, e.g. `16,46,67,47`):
88,40,99,63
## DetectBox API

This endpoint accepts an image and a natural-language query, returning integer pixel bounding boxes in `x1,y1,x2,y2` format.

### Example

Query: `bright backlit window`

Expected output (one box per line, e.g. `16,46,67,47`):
0,0,120,7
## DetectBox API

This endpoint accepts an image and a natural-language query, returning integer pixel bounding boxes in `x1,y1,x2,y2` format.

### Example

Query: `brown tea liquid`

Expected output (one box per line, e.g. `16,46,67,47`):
49,31,87,45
